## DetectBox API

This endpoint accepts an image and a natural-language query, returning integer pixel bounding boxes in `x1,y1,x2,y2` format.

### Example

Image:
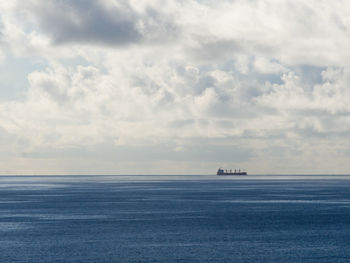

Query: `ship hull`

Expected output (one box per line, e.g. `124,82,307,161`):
217,172,247,176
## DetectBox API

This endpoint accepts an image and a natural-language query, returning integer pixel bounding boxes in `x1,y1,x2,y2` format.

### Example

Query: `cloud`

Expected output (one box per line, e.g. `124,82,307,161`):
256,68,350,116
1,0,350,173
189,39,243,61
185,0,350,68
253,57,286,74
21,0,178,47
0,50,5,64
24,0,141,46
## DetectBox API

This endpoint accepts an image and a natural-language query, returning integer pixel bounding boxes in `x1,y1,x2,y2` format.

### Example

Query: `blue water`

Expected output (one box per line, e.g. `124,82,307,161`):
1,175,350,262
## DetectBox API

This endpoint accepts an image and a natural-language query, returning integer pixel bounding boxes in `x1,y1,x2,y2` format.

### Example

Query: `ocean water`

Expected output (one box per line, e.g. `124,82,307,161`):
1,175,350,263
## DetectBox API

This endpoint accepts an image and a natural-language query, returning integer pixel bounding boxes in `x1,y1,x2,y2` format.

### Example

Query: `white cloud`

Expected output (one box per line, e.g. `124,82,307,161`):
0,50,5,64
1,0,350,174
253,57,286,74
256,68,350,116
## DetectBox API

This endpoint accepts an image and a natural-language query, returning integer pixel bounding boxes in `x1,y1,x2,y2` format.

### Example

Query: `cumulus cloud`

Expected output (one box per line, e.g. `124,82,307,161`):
1,0,350,174
24,0,140,46
21,0,178,47
253,57,286,74
186,0,350,67
256,68,350,116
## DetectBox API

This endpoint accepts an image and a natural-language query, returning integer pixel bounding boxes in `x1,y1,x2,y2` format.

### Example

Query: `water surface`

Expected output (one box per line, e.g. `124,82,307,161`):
1,175,350,262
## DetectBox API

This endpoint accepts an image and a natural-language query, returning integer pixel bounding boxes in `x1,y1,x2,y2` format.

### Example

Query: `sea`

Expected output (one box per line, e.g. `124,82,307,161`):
1,174,350,263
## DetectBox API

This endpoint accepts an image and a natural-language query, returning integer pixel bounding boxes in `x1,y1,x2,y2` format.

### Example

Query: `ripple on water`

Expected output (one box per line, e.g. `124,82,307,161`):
38,214,108,220
217,199,350,204
0,222,31,232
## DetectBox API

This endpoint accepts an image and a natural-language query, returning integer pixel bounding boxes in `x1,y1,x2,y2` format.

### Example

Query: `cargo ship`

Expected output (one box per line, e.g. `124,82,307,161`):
217,168,247,176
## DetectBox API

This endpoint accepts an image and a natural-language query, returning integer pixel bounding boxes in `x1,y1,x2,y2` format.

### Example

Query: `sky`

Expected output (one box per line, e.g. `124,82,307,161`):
1,0,350,175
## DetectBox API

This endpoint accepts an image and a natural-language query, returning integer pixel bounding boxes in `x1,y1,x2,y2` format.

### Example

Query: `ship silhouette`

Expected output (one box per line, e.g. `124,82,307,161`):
217,168,247,176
